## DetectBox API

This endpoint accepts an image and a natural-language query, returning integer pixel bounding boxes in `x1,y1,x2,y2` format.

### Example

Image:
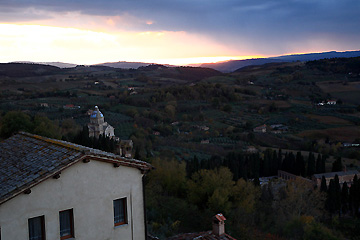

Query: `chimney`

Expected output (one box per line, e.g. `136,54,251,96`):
212,213,226,236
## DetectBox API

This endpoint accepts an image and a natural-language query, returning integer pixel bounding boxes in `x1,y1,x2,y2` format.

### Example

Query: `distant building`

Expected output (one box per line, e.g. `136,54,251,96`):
39,103,49,108
0,132,152,240
253,124,267,133
278,170,298,181
87,106,134,158
270,124,288,134
63,104,80,109
327,100,337,105
246,146,258,153
168,213,236,240
88,106,115,139
119,140,134,158
312,170,359,188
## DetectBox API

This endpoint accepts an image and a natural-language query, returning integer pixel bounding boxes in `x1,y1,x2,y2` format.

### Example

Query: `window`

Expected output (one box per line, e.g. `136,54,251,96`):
28,215,46,240
59,209,74,240
113,198,127,226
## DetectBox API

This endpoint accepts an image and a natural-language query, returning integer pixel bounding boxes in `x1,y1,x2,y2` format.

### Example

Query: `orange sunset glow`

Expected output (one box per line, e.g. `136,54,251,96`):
0,22,260,65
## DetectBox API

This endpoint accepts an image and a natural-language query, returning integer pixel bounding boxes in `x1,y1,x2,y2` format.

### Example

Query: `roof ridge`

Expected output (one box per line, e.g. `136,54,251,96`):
18,132,152,169
19,131,82,152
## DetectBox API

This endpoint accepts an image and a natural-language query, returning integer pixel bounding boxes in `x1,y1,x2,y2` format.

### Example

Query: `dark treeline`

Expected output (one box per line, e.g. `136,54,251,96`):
186,149,329,181
72,126,117,153
322,174,360,218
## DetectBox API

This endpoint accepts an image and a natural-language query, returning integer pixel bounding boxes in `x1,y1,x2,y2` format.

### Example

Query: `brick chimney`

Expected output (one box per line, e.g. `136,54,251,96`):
212,213,226,236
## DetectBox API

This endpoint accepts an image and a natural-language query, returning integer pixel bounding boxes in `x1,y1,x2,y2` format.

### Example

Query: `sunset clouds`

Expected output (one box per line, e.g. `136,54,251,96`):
0,0,359,64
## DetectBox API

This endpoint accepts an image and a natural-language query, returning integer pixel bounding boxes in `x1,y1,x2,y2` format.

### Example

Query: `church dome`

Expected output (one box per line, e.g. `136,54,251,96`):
90,106,104,118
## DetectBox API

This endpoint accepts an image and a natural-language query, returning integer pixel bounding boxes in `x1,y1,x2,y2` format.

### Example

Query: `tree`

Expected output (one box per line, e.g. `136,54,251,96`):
326,176,341,216
341,182,349,215
321,155,327,173
147,158,187,198
350,174,360,216
307,152,316,177
222,104,232,113
187,167,234,214
320,176,327,192
0,111,33,138
231,179,260,231
332,157,343,172
277,178,325,221
32,114,61,139
295,151,306,177
315,154,322,174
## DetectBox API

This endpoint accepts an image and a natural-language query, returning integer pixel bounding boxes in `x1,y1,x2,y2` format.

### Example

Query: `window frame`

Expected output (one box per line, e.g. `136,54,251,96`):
113,197,127,226
59,209,75,240
28,215,46,240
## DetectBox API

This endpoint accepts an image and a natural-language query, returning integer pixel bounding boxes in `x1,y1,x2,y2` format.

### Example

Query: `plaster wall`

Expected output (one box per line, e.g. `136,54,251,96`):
0,159,145,240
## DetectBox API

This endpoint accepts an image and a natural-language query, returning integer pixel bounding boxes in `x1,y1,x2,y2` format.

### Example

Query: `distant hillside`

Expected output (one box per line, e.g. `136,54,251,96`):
0,63,62,77
12,61,77,68
137,65,223,82
201,50,360,73
201,58,285,73
40,62,77,68
94,61,150,69
170,66,223,81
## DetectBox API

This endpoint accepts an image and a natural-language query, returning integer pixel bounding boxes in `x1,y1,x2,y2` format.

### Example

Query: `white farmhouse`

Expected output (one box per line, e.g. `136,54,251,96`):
0,132,152,240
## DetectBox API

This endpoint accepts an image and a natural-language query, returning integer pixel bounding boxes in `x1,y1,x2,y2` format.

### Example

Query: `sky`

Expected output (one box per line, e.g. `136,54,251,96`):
0,0,359,65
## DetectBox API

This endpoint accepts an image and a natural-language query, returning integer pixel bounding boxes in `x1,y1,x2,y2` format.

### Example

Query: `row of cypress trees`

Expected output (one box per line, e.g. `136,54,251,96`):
186,149,329,181
321,174,360,217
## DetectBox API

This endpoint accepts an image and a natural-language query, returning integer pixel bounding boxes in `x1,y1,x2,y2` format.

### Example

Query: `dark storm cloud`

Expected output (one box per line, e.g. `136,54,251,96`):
2,0,360,54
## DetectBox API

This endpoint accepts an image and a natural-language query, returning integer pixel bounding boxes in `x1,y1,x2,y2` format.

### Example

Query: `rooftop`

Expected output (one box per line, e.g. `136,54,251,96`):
313,170,359,179
167,231,236,240
0,132,152,205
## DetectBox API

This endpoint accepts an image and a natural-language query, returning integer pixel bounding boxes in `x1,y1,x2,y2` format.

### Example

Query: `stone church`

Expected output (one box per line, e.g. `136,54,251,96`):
87,106,133,158
88,106,115,139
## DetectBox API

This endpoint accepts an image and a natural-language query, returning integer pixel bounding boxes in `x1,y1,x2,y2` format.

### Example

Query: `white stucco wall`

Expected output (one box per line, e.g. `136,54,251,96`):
0,159,146,240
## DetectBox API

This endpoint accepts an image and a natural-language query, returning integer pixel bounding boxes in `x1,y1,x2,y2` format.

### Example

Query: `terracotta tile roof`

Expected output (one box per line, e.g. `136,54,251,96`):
167,231,236,240
0,132,152,205
214,213,226,222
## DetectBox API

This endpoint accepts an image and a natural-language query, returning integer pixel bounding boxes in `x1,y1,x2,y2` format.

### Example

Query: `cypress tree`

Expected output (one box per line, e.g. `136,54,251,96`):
281,152,288,171
239,154,247,179
334,175,342,216
307,152,316,177
254,176,260,186
295,151,305,176
251,153,260,179
326,179,336,215
341,182,349,215
321,154,327,173
272,150,279,176
277,149,283,172
287,152,296,175
332,157,343,172
315,154,322,173
350,174,359,216
263,149,271,177
320,175,327,192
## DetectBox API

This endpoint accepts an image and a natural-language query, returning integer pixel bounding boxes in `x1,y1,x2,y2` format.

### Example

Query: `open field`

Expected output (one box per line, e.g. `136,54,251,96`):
305,114,352,125
316,81,360,93
298,126,360,142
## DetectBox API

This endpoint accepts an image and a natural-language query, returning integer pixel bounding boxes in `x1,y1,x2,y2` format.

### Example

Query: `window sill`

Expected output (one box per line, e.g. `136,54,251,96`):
114,223,128,229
